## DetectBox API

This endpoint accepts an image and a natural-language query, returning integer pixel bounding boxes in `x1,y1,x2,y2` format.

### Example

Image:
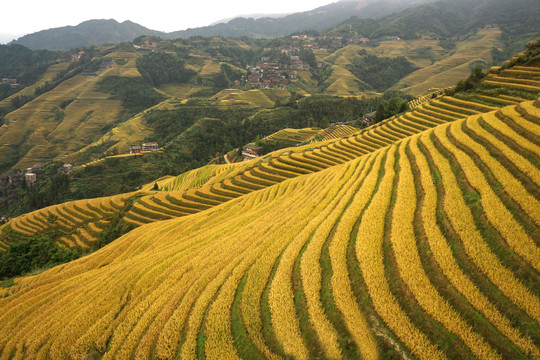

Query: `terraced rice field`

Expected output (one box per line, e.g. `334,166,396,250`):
214,89,276,108
484,66,540,93
263,128,321,146
1,48,539,357
395,28,501,96
0,96,538,359
317,124,359,141
409,88,449,109
322,65,371,97
0,62,70,110
158,163,243,192
5,88,538,250
0,67,125,169
3,193,131,249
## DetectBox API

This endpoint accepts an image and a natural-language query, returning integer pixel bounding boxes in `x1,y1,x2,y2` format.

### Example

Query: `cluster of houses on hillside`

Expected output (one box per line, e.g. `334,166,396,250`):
129,142,159,154
0,163,73,211
2,78,20,89
133,40,158,50
56,50,85,63
290,34,371,49
246,59,307,89
0,164,43,208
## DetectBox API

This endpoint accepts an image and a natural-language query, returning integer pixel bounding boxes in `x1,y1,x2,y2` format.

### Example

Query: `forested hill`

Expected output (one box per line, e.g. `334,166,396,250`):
13,19,165,51
0,45,58,100
169,0,432,38
329,0,540,51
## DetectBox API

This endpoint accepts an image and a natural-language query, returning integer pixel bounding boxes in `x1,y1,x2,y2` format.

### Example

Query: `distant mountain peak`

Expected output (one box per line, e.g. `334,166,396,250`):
13,19,165,50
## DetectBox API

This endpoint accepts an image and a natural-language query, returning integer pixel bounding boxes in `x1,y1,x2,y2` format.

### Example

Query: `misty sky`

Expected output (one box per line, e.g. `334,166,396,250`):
0,0,336,43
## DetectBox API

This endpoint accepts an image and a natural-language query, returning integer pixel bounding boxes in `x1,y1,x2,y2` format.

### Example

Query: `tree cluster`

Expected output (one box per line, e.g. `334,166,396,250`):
448,66,487,95
136,52,196,86
0,234,77,279
97,76,166,114
348,51,418,92
374,97,409,123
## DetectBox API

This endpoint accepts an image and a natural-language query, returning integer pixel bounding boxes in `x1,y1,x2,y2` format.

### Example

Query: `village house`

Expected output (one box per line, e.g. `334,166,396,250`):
28,163,44,176
25,172,37,186
129,145,142,154
142,142,159,151
242,145,263,161
2,78,20,88
24,163,44,185
58,163,73,175
71,51,84,62
350,37,371,44
361,112,376,127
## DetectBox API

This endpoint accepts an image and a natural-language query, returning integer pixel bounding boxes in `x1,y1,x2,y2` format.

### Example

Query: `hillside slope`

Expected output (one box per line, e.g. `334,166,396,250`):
3,46,540,248
0,68,125,170
392,28,501,95
0,96,538,359
0,47,158,171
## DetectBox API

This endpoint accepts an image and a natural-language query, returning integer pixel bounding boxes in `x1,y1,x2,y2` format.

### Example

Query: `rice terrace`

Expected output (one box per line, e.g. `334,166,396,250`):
0,0,540,359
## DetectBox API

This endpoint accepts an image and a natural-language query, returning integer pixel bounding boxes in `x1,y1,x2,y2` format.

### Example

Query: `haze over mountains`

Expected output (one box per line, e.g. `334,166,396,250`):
12,0,433,50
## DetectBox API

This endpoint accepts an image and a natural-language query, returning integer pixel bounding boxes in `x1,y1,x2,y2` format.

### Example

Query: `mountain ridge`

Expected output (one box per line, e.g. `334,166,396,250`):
12,0,431,50
13,19,165,51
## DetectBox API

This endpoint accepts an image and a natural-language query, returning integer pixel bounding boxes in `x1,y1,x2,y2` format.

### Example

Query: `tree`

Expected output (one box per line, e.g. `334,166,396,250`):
136,52,195,86
320,116,330,128
348,53,418,92
374,97,409,123
375,102,387,123
299,48,317,68
213,72,229,90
